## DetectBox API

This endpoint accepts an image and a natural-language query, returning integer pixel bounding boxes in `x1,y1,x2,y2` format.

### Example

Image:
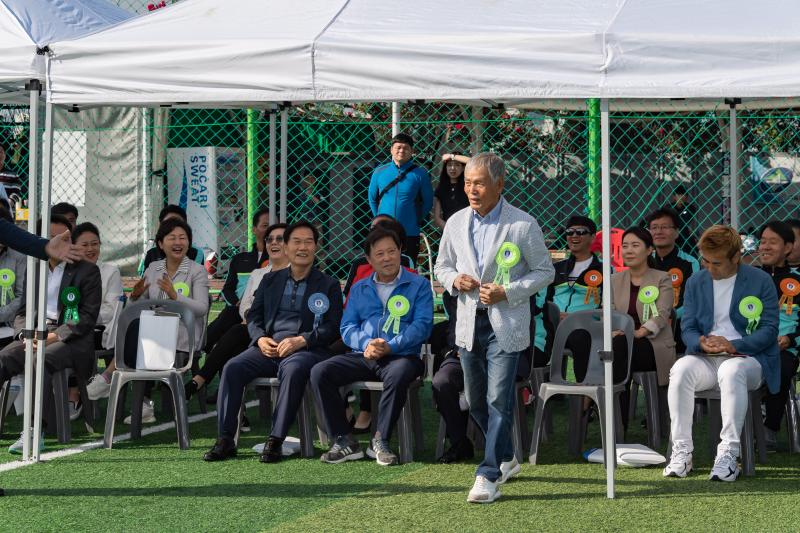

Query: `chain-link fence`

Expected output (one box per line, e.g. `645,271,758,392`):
4,99,800,279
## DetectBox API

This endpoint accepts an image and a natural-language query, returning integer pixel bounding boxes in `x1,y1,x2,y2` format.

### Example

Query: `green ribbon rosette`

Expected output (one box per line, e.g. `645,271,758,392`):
739,296,763,335
493,242,521,288
60,286,80,325
173,282,190,298
382,295,410,335
0,268,15,306
638,285,660,322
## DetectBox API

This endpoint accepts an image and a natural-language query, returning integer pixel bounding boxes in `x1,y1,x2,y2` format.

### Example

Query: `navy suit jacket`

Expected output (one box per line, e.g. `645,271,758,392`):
0,219,47,260
681,264,780,393
247,267,343,353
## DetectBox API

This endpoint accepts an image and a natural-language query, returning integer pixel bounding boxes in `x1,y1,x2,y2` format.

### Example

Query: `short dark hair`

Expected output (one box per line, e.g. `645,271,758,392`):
252,208,270,228
284,220,319,244
391,133,414,147
565,215,596,234
72,222,101,244
622,226,655,250
51,202,78,220
155,217,192,245
372,216,407,250
785,218,800,232
0,204,12,224
364,227,402,256
760,220,795,245
673,184,687,195
645,206,681,229
37,214,72,235
265,223,288,241
158,204,187,223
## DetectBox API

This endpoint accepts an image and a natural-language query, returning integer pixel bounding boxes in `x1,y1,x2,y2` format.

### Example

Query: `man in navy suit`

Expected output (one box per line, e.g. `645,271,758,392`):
663,225,779,482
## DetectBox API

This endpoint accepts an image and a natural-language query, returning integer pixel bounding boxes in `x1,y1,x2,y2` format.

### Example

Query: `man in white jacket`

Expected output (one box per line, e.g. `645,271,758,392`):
435,152,554,504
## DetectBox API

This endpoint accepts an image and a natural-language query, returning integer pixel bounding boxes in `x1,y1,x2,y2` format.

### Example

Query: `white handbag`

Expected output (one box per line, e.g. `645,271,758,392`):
135,310,180,370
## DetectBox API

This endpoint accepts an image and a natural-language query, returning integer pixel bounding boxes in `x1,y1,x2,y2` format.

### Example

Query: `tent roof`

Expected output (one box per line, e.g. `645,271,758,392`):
0,0,131,91
46,0,800,107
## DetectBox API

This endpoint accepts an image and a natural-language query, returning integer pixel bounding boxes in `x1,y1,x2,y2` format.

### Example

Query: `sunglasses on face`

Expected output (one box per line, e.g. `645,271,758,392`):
565,228,593,237
266,236,284,244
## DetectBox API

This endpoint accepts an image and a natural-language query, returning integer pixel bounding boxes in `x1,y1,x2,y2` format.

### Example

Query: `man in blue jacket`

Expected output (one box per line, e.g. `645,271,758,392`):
203,221,343,464
367,133,433,260
311,226,433,466
664,225,779,482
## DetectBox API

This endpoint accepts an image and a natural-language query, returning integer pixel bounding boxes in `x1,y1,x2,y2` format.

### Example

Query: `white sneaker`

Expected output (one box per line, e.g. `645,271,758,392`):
68,401,83,421
86,374,111,400
499,457,521,484
663,447,693,478
123,400,156,425
467,475,501,504
8,432,45,455
709,449,740,482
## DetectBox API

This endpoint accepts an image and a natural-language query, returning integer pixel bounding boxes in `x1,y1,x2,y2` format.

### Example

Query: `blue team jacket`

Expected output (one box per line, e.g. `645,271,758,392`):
368,160,433,238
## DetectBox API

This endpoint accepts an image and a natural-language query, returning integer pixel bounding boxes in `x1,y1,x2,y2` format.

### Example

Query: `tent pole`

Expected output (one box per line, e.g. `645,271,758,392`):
391,102,401,136
21,80,42,461
269,109,276,225
32,99,54,462
587,98,602,224
600,98,615,499
280,107,287,223
246,109,258,247
729,103,739,230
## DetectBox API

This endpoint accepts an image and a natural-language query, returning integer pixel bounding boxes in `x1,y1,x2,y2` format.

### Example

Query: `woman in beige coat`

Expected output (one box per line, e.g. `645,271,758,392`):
611,227,676,428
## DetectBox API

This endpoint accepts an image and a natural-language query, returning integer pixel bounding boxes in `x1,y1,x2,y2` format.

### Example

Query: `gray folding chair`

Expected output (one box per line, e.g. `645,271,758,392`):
529,309,634,465
786,376,800,453
103,299,196,450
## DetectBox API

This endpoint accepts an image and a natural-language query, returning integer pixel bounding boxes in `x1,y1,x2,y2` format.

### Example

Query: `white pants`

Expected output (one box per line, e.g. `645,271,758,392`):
668,355,762,457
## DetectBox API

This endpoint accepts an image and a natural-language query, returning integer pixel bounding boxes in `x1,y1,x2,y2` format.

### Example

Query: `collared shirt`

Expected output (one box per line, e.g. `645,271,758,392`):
272,274,308,342
373,269,402,307
470,198,504,275
46,262,66,320
154,256,192,300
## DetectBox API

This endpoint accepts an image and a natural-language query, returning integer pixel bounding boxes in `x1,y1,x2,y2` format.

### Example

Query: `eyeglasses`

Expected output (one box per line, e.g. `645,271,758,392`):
648,225,676,232
565,228,592,237
266,236,284,244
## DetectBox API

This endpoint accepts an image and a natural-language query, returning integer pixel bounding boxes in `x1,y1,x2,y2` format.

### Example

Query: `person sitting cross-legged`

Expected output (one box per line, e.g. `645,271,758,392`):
311,226,433,466
663,225,779,482
203,221,343,463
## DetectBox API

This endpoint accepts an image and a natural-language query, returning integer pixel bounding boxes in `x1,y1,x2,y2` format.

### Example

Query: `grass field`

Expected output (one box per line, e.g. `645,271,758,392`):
0,378,798,532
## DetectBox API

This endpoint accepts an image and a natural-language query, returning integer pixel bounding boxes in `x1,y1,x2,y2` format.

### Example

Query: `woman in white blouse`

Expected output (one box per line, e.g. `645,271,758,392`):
184,223,289,401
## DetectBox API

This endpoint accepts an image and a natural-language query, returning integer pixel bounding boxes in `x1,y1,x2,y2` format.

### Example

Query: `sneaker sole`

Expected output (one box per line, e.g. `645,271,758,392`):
376,456,399,466
499,463,521,484
709,471,739,482
320,451,364,464
663,465,692,478
467,490,501,504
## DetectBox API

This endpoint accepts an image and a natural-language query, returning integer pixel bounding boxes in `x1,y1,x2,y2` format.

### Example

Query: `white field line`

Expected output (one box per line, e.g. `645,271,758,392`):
0,400,259,473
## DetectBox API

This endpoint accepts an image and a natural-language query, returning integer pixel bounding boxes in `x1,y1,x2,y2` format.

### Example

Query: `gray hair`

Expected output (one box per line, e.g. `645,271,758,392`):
465,151,506,184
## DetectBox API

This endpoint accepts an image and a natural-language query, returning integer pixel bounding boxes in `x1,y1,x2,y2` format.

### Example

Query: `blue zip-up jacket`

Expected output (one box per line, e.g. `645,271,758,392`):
341,268,433,356
368,160,433,238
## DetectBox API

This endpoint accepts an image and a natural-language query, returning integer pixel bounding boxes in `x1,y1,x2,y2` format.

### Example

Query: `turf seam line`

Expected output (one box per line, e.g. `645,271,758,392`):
0,399,259,473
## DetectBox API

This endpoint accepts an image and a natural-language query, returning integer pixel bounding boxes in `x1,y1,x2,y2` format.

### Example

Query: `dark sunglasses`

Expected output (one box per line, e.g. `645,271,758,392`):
565,228,593,237
266,236,284,244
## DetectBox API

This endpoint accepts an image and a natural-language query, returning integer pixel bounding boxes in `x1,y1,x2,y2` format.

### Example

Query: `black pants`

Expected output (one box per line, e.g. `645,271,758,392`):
615,336,657,429
0,338,92,385
205,306,242,353
197,323,250,383
763,350,799,432
405,236,420,264
431,350,534,446
673,317,686,354
311,353,424,441
442,290,457,351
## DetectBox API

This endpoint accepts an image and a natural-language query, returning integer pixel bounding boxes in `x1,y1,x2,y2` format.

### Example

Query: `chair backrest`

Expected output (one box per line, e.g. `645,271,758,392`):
549,309,634,387
113,299,196,373
543,301,561,358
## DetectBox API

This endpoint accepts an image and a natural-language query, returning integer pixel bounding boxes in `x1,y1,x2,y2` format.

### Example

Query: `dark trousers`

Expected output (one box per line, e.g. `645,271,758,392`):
673,317,686,354
197,323,250,382
205,306,242,352
432,351,532,446
763,350,799,432
405,236,420,264
216,346,327,440
442,290,457,351
615,336,657,429
0,338,90,383
311,352,424,441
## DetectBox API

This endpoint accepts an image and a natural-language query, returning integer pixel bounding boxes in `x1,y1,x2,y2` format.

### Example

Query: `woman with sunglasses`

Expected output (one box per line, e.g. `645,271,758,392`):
185,223,289,401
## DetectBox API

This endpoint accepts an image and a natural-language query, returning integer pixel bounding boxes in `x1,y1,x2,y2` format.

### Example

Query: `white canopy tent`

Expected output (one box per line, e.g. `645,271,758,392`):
31,0,800,497
0,0,132,462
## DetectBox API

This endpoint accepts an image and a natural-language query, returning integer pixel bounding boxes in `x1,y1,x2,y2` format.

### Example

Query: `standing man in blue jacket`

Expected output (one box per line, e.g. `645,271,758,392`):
368,133,433,261
311,226,433,466
663,225,779,482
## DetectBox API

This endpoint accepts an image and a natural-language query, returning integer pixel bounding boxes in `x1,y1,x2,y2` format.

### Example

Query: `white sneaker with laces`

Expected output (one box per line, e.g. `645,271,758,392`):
68,401,83,421
8,432,45,455
709,449,740,482
86,374,111,400
499,457,521,484
663,447,693,478
467,475,501,504
123,400,156,425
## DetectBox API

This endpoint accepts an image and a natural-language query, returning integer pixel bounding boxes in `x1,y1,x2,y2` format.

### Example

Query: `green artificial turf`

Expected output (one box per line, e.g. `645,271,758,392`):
0,381,798,532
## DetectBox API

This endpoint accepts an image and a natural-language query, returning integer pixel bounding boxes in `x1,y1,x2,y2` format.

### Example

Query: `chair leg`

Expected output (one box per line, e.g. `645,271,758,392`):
76,375,97,432
786,383,800,453
435,416,446,459
410,388,424,454
511,389,525,463
51,370,71,444
741,401,755,476
567,396,585,457
750,390,767,464
130,381,146,440
196,383,208,415
628,377,640,426
0,379,9,436
706,399,722,460
528,390,549,465
297,388,315,458
642,374,661,450
104,372,124,449
169,373,191,450
397,392,414,464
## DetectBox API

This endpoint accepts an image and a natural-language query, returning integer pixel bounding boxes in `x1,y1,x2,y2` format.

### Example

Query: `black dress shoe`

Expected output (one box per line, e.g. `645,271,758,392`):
203,438,237,462
260,436,284,463
184,379,200,401
0,487,4,497
437,438,474,464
